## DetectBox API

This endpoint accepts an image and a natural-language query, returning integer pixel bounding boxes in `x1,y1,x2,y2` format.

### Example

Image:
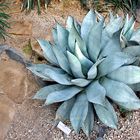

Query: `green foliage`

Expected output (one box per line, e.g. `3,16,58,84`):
0,2,10,39
28,10,140,136
21,0,140,16
22,39,32,55
106,0,139,17
119,107,128,113
21,0,51,14
80,0,139,17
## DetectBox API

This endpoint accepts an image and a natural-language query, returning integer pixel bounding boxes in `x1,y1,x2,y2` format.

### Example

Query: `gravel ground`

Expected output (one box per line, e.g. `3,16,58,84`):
4,100,98,140
1,0,140,140
104,110,140,140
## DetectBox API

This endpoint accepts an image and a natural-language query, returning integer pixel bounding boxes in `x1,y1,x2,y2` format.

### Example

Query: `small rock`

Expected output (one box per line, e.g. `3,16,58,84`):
0,52,38,139
9,21,32,36
98,126,107,137
0,52,38,104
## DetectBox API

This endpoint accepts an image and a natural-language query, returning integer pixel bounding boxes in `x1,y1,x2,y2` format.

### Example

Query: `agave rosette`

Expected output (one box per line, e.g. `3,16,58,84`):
28,10,140,136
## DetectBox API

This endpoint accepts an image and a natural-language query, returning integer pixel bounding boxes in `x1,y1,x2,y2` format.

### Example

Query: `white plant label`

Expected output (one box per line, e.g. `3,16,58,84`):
57,121,71,135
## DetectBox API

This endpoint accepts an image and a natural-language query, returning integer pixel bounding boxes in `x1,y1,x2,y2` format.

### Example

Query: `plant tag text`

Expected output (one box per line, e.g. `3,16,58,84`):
57,121,71,135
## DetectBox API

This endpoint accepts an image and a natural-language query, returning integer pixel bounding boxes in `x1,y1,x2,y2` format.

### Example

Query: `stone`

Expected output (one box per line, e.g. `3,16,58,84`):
0,58,28,104
0,52,38,139
0,95,15,140
8,21,32,36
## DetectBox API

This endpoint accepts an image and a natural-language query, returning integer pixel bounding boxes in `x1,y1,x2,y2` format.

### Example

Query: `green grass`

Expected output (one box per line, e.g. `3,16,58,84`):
21,0,140,17
106,0,139,17
21,0,51,14
22,39,32,55
80,0,139,17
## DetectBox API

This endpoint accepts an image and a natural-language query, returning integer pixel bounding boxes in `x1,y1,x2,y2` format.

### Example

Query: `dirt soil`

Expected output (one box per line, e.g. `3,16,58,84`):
0,0,140,140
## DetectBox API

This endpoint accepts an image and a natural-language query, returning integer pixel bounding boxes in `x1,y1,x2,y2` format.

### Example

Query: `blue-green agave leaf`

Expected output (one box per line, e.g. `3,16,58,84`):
98,52,136,77
71,78,91,87
68,21,88,57
66,16,81,33
27,69,50,81
52,46,71,74
123,15,134,35
123,45,140,57
99,30,122,58
55,97,75,121
27,64,54,81
120,32,127,48
68,26,75,53
107,66,140,84
109,11,115,23
57,23,69,52
82,103,94,137
35,64,64,73
116,101,140,111
74,20,81,34
101,16,122,50
133,58,140,66
124,21,135,40
46,86,82,105
94,99,118,129
88,19,104,62
81,10,96,43
75,42,93,74
123,14,129,34
43,67,72,85
87,65,97,80
33,84,66,100
129,83,140,91
130,29,140,43
102,78,140,110
86,80,106,106
105,16,122,37
70,92,88,133
67,51,85,78
87,58,105,79
127,41,140,47
101,29,110,50
95,10,104,21
66,16,74,31
37,39,59,65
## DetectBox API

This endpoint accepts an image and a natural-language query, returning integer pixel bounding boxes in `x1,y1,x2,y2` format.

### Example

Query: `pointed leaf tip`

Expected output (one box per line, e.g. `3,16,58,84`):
67,51,85,78
88,19,104,62
86,80,106,106
94,99,118,129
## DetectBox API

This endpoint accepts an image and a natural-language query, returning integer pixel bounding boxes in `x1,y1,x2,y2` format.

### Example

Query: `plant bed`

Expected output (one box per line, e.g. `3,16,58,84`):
28,10,140,138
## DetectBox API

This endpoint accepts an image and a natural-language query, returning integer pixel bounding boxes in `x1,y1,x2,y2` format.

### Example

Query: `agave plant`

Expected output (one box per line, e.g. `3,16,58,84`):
0,2,10,39
28,10,140,136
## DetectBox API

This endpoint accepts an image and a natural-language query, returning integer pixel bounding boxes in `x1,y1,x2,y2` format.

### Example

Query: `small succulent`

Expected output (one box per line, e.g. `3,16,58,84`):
28,10,140,136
